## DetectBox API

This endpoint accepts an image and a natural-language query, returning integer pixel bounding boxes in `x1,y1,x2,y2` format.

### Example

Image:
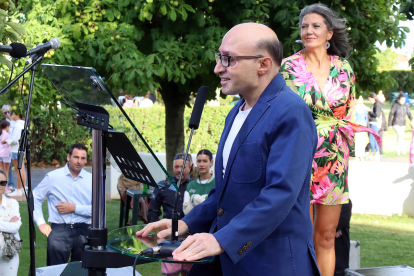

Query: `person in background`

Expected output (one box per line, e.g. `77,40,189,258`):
33,143,92,266
334,200,352,276
183,150,215,215
122,94,134,107
139,92,154,108
0,121,12,191
388,92,414,156
354,96,368,161
148,153,193,276
367,93,383,161
377,91,387,156
281,4,380,275
1,105,15,193
0,169,21,276
117,175,148,224
6,112,25,197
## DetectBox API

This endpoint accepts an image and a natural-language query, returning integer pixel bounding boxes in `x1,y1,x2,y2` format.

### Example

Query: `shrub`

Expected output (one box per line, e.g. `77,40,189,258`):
31,105,234,165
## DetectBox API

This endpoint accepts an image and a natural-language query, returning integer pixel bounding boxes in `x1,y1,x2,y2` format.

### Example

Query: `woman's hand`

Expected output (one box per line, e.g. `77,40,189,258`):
1,140,7,144
9,216,19,223
411,120,414,130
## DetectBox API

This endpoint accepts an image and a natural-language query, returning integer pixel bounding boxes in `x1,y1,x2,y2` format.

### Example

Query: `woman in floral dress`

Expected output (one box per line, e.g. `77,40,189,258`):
280,4,381,276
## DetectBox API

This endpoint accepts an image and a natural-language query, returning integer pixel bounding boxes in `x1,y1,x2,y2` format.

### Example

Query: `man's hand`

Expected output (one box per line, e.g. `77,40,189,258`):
1,140,6,144
172,233,224,262
9,216,19,223
39,223,52,237
55,201,76,214
136,219,189,239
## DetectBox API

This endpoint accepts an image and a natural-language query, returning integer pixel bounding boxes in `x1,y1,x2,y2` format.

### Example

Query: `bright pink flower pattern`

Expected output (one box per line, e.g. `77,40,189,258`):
281,50,382,205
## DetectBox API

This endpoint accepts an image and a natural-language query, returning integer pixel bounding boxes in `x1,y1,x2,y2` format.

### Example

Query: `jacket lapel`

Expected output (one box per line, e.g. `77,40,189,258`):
219,73,285,198
215,100,244,192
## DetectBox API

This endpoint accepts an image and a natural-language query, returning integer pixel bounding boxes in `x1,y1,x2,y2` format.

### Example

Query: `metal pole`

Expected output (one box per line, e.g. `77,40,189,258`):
91,129,105,230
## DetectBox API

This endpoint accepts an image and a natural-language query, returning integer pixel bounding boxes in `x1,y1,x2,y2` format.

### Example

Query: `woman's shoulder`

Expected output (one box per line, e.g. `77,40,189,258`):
332,55,353,72
3,195,19,207
281,50,302,66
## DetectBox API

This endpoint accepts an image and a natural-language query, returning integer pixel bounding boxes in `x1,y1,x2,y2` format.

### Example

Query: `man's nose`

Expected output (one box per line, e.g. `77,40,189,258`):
214,60,226,74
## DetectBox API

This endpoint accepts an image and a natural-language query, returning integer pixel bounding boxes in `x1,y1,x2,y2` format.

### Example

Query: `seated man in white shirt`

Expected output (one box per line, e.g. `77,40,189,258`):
33,143,92,266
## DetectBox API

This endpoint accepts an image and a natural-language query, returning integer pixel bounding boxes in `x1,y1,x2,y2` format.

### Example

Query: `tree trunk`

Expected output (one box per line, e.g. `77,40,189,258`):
159,81,189,175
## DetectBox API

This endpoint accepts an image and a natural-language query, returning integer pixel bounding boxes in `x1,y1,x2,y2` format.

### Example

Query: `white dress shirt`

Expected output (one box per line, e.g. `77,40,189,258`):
33,164,92,226
222,104,252,177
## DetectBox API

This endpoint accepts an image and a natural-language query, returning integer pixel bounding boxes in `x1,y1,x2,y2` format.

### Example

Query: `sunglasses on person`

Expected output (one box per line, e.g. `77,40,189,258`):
0,181,7,186
3,111,10,115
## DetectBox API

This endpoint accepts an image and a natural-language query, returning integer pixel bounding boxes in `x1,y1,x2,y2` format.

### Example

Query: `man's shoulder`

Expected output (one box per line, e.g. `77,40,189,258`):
46,166,67,177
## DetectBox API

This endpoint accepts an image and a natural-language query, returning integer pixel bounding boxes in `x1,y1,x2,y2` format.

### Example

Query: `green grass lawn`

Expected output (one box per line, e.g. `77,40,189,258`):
15,199,414,275
17,200,161,276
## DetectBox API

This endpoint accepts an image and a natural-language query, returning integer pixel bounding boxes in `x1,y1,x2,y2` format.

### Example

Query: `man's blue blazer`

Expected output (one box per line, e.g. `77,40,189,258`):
183,73,320,276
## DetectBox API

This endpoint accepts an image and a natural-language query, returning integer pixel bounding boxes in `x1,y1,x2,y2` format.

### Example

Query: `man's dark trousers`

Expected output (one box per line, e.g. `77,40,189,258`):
47,223,90,266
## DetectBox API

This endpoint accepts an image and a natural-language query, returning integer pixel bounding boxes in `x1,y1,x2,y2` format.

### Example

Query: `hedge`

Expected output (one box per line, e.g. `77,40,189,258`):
31,105,233,165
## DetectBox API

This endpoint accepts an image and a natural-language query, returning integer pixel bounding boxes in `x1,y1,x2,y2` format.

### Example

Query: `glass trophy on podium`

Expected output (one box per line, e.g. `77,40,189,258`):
41,64,213,276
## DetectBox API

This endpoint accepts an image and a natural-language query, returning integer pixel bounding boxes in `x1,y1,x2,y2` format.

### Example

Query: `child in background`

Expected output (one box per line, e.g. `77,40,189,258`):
0,120,12,190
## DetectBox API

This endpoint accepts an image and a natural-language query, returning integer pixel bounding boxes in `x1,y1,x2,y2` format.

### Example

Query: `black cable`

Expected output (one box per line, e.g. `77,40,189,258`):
20,64,28,111
132,252,143,276
8,58,16,83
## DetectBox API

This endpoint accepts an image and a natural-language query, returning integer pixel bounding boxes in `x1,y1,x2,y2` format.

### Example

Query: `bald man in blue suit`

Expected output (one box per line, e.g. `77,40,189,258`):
137,23,320,276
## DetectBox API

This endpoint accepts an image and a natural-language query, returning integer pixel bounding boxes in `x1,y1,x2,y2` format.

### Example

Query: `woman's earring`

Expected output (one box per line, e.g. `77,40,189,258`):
324,41,330,49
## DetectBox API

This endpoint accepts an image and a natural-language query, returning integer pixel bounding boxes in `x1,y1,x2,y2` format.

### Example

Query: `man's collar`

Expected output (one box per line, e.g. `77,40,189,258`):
64,163,85,179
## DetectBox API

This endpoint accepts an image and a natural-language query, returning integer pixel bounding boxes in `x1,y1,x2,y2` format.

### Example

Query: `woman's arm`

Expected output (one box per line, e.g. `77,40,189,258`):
0,200,22,234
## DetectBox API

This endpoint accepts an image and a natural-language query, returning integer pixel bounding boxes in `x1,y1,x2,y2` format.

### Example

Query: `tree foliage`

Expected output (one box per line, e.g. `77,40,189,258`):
0,0,412,171
375,48,399,71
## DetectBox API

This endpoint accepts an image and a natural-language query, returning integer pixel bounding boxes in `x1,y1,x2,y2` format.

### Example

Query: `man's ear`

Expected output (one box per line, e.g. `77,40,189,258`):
67,154,70,163
258,57,273,75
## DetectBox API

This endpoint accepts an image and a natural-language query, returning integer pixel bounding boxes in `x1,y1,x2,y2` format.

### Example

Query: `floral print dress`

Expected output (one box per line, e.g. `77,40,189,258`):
280,50,381,205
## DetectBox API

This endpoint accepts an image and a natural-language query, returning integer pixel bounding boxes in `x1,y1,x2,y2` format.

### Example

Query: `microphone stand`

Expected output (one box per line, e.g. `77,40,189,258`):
12,55,44,276
154,128,195,254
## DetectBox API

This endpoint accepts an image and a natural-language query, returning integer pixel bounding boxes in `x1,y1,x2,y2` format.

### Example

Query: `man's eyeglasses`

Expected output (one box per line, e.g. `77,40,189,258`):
3,111,10,115
215,53,264,68
0,181,7,186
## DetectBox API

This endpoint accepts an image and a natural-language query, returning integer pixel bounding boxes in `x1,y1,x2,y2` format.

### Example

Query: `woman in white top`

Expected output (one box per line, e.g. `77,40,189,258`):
5,112,26,197
0,169,21,276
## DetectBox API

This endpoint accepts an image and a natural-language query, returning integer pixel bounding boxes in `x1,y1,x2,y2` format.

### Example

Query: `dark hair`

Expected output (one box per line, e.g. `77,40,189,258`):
125,94,133,100
0,120,10,130
174,153,193,165
197,149,213,161
299,3,351,58
69,143,88,156
12,111,24,120
398,91,406,101
256,39,283,67
368,92,379,102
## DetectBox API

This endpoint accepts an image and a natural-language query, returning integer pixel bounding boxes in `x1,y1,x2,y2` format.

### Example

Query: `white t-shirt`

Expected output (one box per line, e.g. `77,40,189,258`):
222,104,252,177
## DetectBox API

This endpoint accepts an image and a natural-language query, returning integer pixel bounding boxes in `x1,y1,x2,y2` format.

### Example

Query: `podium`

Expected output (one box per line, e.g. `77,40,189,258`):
41,64,212,275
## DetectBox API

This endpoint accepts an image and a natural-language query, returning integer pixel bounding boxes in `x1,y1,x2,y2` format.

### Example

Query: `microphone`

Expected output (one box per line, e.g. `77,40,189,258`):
25,38,60,57
0,43,27,59
189,86,209,129
141,86,209,259
25,43,44,65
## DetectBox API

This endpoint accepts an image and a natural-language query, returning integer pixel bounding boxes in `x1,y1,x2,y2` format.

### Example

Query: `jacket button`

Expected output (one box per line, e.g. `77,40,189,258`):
243,246,248,250
218,208,224,216
247,241,252,246
238,249,243,255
